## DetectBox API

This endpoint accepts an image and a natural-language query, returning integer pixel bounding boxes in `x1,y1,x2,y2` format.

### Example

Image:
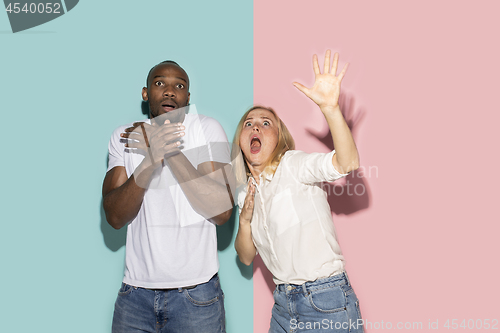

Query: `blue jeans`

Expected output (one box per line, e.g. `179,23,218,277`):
112,274,225,333
270,272,364,333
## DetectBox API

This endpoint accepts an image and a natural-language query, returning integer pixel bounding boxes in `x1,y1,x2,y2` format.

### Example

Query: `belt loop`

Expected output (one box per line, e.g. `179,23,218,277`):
302,283,308,294
344,271,351,286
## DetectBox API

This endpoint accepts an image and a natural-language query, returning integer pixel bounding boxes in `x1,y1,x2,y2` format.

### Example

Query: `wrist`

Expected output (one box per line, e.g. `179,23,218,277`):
134,160,157,183
162,149,183,164
320,104,341,115
239,217,252,226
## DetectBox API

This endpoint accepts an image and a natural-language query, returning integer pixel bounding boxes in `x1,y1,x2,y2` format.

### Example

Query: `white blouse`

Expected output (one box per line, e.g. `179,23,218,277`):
238,150,349,285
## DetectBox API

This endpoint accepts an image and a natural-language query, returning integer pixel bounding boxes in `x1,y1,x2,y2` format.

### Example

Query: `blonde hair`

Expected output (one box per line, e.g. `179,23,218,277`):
231,106,295,185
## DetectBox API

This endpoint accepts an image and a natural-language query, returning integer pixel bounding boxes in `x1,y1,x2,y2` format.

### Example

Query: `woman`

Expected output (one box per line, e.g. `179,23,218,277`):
234,51,364,333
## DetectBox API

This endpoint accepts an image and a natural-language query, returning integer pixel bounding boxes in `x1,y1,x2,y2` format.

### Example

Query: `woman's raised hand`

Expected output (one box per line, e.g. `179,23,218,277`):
293,50,348,111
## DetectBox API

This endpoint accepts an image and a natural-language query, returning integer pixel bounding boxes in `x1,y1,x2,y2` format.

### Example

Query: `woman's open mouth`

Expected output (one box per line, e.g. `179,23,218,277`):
250,136,261,154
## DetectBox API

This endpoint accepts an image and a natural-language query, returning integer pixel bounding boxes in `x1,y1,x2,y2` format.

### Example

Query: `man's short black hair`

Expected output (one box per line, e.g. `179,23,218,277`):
146,60,181,88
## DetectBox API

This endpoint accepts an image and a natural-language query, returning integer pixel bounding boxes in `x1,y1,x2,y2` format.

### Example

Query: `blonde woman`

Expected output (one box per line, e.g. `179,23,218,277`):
234,51,364,333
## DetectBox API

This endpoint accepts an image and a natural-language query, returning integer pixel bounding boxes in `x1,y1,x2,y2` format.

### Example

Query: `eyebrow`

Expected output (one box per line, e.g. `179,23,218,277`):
244,116,273,121
152,75,187,83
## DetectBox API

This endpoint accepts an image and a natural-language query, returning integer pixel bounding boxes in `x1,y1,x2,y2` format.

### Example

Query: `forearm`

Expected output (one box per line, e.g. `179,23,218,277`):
103,164,154,229
166,154,233,225
322,105,360,173
235,220,256,265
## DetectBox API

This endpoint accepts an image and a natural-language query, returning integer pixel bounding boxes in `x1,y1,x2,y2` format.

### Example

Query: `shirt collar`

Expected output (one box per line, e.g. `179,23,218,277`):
249,171,274,187
261,172,274,182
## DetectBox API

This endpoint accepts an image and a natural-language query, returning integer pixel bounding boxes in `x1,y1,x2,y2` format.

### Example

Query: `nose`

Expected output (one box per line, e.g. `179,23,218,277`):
163,85,176,97
252,124,260,132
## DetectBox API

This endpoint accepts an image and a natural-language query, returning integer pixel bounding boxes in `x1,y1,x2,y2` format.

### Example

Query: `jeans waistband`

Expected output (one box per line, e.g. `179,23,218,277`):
156,273,218,291
276,271,350,294
130,273,218,291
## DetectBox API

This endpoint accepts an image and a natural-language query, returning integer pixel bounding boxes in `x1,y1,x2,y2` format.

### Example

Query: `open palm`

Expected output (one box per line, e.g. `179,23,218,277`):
293,50,348,110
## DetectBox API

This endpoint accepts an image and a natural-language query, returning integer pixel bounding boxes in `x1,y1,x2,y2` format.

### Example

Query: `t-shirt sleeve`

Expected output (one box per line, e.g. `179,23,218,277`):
287,150,350,184
106,126,127,173
237,184,247,214
199,116,231,164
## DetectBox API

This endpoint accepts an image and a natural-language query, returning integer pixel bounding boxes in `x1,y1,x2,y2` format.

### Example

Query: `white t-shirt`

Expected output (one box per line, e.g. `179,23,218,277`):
107,113,230,288
238,150,349,285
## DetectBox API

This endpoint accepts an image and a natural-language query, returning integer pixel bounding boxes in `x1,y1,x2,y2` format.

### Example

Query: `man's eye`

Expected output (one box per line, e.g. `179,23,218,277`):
263,121,270,126
176,84,185,89
155,81,164,86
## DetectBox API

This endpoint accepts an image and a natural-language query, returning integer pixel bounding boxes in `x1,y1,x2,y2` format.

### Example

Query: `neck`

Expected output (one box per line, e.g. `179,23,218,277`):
247,164,264,184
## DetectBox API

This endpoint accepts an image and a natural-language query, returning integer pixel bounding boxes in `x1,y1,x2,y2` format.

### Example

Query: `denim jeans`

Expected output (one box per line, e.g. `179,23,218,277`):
112,274,225,333
269,272,364,333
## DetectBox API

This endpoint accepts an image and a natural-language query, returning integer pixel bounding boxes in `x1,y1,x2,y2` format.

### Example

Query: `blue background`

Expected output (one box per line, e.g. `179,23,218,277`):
0,1,253,332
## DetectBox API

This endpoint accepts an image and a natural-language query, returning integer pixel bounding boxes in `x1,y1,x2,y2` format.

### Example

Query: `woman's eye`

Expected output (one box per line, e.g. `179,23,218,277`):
244,122,252,127
176,84,185,89
263,121,270,126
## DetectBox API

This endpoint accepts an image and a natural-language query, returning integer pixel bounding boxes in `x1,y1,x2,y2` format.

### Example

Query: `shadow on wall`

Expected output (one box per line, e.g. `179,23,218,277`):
100,197,127,251
306,92,371,215
100,152,127,252
219,209,253,279
142,101,149,115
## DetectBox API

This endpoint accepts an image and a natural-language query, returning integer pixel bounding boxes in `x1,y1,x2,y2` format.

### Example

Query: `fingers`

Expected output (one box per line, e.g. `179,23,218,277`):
154,124,185,145
244,180,255,204
132,121,148,128
313,54,320,75
123,125,144,135
243,183,255,210
140,123,150,148
162,141,182,156
292,82,310,97
240,179,256,222
314,51,347,80
124,139,148,152
121,126,144,147
331,52,339,75
122,123,184,164
337,62,349,81
331,53,348,81
123,122,152,139
124,141,144,150
323,49,331,74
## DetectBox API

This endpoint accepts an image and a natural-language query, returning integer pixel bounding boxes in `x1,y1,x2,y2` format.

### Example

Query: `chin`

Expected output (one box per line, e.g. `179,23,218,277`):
152,109,184,124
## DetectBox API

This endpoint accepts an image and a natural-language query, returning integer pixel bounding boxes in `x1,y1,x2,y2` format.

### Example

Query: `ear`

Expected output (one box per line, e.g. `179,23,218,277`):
187,92,190,105
142,87,149,101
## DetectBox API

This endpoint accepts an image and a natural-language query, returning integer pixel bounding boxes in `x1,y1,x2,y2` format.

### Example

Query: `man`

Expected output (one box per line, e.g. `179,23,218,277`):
103,60,232,333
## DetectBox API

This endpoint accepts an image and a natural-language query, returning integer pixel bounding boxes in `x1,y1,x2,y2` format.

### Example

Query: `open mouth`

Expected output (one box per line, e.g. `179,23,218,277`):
161,101,177,112
250,136,261,154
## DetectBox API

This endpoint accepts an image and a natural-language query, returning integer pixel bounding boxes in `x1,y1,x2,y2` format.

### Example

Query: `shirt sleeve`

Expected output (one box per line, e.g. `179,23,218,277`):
198,116,231,164
106,125,127,173
286,150,350,184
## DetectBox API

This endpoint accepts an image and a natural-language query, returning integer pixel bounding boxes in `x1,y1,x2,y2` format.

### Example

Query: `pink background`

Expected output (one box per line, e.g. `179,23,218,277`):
253,0,500,331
